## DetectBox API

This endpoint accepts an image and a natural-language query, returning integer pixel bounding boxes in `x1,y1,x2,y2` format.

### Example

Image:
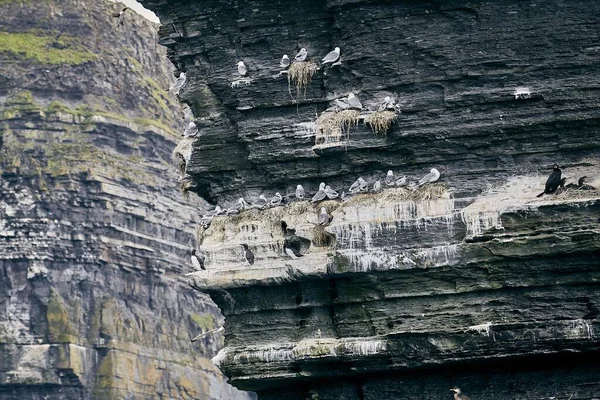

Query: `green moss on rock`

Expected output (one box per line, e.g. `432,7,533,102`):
0,31,97,65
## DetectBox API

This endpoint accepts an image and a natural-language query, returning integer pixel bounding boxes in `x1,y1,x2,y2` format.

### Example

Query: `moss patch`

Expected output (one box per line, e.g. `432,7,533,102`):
0,31,97,65
190,314,216,331
47,290,77,343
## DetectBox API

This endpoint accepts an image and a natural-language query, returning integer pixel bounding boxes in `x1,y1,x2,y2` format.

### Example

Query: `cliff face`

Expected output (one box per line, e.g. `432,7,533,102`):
139,0,600,399
0,0,252,399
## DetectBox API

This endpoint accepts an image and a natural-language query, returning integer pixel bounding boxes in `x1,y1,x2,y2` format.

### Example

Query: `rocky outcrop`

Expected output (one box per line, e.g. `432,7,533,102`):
0,0,252,399
140,0,600,398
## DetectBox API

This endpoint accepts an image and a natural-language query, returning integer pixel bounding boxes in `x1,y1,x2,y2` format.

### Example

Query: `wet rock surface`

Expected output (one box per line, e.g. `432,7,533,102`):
138,0,600,398
0,0,252,399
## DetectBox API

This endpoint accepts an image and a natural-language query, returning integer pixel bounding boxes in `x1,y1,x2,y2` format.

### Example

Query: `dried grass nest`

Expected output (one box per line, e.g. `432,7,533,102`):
365,110,396,135
315,110,360,145
288,61,319,97
343,183,451,205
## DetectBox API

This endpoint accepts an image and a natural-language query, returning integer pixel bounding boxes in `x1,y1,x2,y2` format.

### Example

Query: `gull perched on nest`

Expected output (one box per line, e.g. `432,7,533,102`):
334,98,350,111
378,96,396,111
269,192,283,207
418,168,441,187
322,47,341,65
312,182,327,203
318,207,330,226
227,198,249,215
280,54,291,69
349,177,368,194
347,93,363,110
252,195,269,209
168,72,186,95
372,180,382,193
385,170,395,186
324,185,339,199
294,48,308,62
237,61,247,76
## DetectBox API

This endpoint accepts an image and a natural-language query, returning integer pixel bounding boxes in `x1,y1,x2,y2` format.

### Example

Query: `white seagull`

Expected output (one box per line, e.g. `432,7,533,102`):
252,195,268,209
395,176,407,187
324,185,339,199
168,72,186,95
418,168,441,186
183,121,198,137
269,192,283,207
318,207,330,226
347,93,363,110
295,184,305,199
322,47,341,65
280,54,291,69
237,61,247,76
190,249,205,271
294,48,308,62
384,170,394,186
372,180,382,193
311,182,327,203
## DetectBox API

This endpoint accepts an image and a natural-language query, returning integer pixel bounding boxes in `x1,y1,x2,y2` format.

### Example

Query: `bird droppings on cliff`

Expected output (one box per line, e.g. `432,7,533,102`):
241,243,254,265
280,54,290,70
167,72,186,95
322,47,341,65
237,61,247,76
294,48,308,62
295,184,305,199
182,121,198,138
347,93,363,110
514,86,531,99
112,6,129,27
418,168,441,187
191,326,224,343
190,249,205,271
450,387,471,400
537,164,562,197
312,182,327,203
172,137,194,176
284,246,303,259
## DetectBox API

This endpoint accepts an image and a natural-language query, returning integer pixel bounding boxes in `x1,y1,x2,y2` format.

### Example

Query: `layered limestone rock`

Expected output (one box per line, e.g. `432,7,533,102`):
0,0,252,399
140,0,600,398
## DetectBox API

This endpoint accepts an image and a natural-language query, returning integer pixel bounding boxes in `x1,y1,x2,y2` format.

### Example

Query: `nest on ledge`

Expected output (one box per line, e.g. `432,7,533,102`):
315,110,360,145
288,61,318,97
344,183,452,205
365,110,396,135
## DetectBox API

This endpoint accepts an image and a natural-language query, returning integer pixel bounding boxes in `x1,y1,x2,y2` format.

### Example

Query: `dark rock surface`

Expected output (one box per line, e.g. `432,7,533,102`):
0,0,253,399
139,0,600,398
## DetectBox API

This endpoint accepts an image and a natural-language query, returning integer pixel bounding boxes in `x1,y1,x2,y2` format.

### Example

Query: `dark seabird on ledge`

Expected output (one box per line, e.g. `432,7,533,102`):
112,7,129,27
241,244,254,265
536,164,561,197
450,387,471,400
578,176,596,190
190,249,205,271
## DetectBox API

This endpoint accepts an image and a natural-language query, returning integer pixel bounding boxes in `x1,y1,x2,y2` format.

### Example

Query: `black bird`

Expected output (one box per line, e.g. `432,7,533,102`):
450,387,471,400
190,249,205,271
241,244,254,265
578,176,596,191
554,177,568,194
536,164,562,197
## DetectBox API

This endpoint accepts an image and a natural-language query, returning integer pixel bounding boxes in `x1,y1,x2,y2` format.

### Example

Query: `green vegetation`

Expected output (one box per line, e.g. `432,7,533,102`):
190,313,216,331
0,31,97,65
46,290,77,343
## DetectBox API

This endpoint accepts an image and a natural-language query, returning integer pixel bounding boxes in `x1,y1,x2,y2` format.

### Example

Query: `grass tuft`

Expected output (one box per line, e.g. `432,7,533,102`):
0,31,96,65
288,61,318,97
312,225,336,248
365,110,396,135
315,110,360,145
344,183,451,206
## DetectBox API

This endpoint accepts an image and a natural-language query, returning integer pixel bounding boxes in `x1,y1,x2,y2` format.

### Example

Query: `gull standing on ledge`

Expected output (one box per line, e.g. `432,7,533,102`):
312,182,327,203
252,195,268,209
280,54,290,69
237,61,247,76
347,93,363,110
294,48,308,62
324,185,339,199
295,184,305,199
372,180,382,193
349,177,368,194
322,47,341,65
318,207,330,226
385,170,395,186
168,72,186,95
450,387,471,400
334,98,350,111
183,121,198,138
536,164,561,197
269,192,283,207
418,168,440,187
